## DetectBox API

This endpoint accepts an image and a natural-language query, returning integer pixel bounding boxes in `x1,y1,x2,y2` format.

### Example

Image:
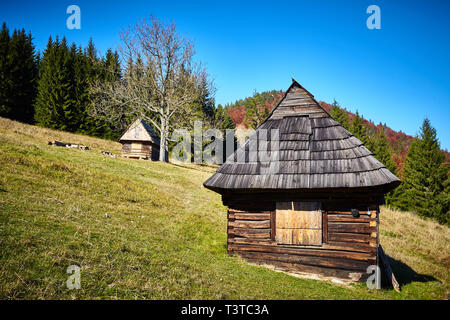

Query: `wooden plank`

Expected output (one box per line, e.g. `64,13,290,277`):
228,237,275,246
322,210,328,244
327,215,376,223
235,251,370,271
275,201,291,229
227,209,235,253
292,202,322,229
228,208,274,214
227,238,376,254
328,232,371,243
229,244,375,262
231,228,271,239
378,245,400,292
324,242,377,254
276,228,322,246
328,222,375,234
228,213,271,220
241,258,366,282
229,220,270,229
271,211,276,241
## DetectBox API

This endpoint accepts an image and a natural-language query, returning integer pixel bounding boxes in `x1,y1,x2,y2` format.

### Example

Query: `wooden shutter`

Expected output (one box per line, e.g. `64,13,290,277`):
275,201,322,246
131,143,141,152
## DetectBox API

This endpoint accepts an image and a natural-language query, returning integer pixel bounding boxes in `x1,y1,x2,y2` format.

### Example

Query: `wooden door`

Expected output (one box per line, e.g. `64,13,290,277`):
276,201,322,246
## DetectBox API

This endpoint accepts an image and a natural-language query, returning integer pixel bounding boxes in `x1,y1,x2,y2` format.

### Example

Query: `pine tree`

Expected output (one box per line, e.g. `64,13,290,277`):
395,118,448,224
57,37,79,131
34,37,55,127
349,110,370,147
371,126,399,206
373,126,397,175
215,104,234,130
0,22,11,117
34,36,70,129
103,49,121,82
330,99,350,130
9,29,37,122
0,24,37,122
69,44,88,132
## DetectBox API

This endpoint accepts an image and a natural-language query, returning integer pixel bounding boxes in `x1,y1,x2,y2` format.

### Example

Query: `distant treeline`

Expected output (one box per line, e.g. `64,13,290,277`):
0,22,234,141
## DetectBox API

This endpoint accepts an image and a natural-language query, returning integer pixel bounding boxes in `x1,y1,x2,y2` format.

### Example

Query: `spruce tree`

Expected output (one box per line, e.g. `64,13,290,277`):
371,126,399,206
395,118,448,224
0,22,11,117
215,104,234,130
373,126,397,175
34,36,68,129
103,49,121,82
57,37,78,131
350,111,370,147
0,24,37,122
88,47,121,138
8,29,37,123
330,99,350,130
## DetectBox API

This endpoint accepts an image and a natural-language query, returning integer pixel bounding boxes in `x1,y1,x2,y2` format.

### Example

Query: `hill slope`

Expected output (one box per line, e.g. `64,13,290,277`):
0,117,448,299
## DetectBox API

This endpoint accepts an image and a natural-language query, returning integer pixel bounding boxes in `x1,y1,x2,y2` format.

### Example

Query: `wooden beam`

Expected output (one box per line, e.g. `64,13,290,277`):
228,213,271,220
328,222,375,234
378,245,400,292
229,243,375,262
228,220,270,229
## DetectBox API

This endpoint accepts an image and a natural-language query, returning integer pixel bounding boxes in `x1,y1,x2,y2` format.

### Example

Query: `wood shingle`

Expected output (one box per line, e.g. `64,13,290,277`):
204,79,400,192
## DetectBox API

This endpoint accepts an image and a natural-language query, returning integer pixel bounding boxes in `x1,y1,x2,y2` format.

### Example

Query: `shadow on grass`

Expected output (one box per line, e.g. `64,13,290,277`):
385,254,439,287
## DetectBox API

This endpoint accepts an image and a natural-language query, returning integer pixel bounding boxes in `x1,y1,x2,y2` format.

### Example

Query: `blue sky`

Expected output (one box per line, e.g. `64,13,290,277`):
1,0,449,149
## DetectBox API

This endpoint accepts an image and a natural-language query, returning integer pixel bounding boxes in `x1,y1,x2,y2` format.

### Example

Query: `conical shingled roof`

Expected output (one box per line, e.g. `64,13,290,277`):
203,79,400,192
119,118,160,145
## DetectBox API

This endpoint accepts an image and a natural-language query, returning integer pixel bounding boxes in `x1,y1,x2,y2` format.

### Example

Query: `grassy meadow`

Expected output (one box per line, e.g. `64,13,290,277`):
0,117,448,299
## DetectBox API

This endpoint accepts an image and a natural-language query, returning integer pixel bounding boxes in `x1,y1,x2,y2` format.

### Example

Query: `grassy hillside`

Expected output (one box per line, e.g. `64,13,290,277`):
0,117,448,299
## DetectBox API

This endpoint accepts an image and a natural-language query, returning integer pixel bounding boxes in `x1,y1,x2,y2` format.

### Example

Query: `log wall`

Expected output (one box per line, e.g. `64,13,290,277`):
226,195,380,281
121,141,160,161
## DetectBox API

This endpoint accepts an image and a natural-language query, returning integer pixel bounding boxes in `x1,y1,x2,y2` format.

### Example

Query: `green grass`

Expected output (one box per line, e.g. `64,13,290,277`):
0,117,448,299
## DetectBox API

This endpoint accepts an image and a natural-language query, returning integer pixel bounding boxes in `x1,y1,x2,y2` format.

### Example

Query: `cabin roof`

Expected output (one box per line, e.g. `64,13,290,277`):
203,79,400,193
119,118,160,145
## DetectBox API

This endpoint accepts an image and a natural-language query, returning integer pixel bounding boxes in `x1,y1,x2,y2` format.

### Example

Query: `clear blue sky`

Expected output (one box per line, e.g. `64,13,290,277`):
1,0,449,149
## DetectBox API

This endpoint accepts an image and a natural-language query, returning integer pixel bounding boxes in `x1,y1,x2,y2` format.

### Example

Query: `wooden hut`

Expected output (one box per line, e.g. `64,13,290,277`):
203,79,400,282
119,119,160,160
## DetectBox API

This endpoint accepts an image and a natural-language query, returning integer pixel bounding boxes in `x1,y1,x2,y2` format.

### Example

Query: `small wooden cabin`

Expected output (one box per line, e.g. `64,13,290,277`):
119,119,160,161
204,79,400,282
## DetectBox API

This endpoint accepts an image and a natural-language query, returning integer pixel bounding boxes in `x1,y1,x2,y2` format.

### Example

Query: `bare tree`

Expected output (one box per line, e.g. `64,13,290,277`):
90,16,211,161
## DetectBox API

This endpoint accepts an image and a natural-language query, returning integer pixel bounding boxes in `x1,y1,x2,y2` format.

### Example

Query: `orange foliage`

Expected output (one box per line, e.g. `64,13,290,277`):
227,105,247,128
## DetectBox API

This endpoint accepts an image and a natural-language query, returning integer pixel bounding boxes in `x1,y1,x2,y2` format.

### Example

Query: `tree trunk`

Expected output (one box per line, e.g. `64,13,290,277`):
159,116,168,162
